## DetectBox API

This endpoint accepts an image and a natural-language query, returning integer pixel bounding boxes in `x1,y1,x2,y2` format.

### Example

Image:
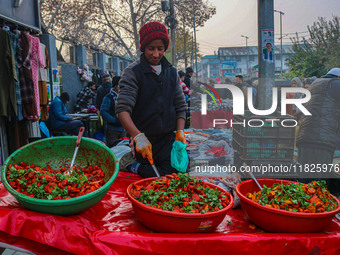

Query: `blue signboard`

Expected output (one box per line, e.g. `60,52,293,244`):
220,60,237,69
223,72,235,76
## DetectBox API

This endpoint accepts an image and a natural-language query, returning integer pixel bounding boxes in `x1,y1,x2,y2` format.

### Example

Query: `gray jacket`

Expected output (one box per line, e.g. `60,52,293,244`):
297,78,340,150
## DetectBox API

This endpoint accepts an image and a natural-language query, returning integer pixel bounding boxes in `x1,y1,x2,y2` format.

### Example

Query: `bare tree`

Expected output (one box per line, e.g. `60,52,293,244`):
40,0,134,58
40,0,216,60
174,0,216,67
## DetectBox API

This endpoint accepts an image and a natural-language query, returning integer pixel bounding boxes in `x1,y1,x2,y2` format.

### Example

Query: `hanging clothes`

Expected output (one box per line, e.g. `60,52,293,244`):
0,30,18,117
18,31,35,118
38,43,50,121
26,34,45,122
8,30,23,120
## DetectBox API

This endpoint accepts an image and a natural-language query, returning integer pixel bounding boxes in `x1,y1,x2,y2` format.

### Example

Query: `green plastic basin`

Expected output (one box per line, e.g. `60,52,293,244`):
1,137,119,215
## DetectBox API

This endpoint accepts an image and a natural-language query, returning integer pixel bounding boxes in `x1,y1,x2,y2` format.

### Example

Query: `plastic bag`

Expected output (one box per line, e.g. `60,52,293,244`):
39,122,50,138
171,141,189,173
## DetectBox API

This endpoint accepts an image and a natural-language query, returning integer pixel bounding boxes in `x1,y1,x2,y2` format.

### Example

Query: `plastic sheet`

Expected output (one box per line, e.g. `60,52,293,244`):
0,172,340,254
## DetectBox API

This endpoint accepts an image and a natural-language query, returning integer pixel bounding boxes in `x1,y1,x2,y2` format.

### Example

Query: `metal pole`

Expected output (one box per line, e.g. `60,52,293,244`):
193,0,198,80
280,11,284,77
241,35,249,78
274,10,284,77
246,37,249,78
169,0,176,66
258,0,275,110
191,31,194,66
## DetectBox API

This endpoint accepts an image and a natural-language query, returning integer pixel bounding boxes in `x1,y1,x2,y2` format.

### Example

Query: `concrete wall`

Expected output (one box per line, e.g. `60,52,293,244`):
59,63,85,113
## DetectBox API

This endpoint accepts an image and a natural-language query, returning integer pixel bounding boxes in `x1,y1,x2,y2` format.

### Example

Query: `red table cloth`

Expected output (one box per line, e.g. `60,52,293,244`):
0,172,339,255
192,110,233,129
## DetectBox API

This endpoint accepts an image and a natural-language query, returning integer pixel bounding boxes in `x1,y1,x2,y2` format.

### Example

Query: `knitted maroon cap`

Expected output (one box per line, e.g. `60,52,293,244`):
139,21,170,52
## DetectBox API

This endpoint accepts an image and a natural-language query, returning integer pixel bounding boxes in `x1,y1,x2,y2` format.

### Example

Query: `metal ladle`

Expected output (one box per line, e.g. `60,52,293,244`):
65,127,85,176
243,163,262,190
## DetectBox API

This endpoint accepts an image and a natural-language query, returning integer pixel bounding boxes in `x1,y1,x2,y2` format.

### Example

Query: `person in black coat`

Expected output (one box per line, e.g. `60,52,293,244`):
115,21,187,178
96,74,112,108
100,77,126,148
184,67,194,89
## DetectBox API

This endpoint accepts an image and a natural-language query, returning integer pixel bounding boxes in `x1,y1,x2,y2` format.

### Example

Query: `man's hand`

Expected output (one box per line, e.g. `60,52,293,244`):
133,133,154,164
175,130,186,144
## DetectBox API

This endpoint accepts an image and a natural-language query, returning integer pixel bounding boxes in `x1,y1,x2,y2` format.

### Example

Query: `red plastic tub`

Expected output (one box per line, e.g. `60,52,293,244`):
127,177,234,233
236,179,340,233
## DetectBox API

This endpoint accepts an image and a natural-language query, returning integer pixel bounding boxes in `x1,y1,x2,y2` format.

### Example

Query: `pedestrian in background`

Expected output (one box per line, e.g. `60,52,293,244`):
235,75,248,108
235,75,247,90
178,71,192,96
297,67,340,195
179,70,192,129
303,78,312,89
49,92,84,135
100,76,126,148
245,79,257,109
96,74,112,108
286,77,302,116
74,81,96,112
184,67,194,89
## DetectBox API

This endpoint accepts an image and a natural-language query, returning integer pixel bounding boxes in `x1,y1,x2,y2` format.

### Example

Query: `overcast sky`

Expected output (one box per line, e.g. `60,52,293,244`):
196,0,340,55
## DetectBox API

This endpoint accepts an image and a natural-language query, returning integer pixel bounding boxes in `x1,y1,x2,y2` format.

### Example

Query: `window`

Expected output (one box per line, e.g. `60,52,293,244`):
235,56,242,62
106,56,112,70
92,53,97,67
56,40,73,63
120,60,124,72
86,50,97,67
69,46,76,64
276,55,281,60
249,55,255,62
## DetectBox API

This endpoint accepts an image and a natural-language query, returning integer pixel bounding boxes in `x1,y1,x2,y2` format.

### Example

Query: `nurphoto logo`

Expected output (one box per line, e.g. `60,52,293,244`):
200,84,312,128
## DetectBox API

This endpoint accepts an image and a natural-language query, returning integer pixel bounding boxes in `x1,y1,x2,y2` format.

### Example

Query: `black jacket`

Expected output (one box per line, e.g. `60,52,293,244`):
100,89,124,132
96,81,112,108
116,54,187,137
184,74,191,89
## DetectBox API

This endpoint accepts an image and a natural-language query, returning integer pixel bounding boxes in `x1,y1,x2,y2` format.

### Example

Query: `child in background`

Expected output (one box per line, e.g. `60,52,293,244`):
178,71,192,96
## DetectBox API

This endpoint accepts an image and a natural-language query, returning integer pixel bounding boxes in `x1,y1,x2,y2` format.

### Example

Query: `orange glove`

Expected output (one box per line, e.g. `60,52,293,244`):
133,133,154,164
175,130,186,144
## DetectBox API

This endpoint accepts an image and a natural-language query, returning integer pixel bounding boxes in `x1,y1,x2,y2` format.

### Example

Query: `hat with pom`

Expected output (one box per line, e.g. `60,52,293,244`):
139,21,169,52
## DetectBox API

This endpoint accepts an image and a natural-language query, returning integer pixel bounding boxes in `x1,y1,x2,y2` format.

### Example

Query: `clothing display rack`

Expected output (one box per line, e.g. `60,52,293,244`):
0,14,44,159
0,14,40,35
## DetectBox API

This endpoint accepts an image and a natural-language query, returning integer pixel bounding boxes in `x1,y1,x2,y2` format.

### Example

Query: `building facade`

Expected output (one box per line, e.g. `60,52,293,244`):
200,45,294,81
200,55,220,80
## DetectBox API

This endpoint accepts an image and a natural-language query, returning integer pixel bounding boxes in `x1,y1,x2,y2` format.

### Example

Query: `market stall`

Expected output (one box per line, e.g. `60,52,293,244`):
0,171,339,254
